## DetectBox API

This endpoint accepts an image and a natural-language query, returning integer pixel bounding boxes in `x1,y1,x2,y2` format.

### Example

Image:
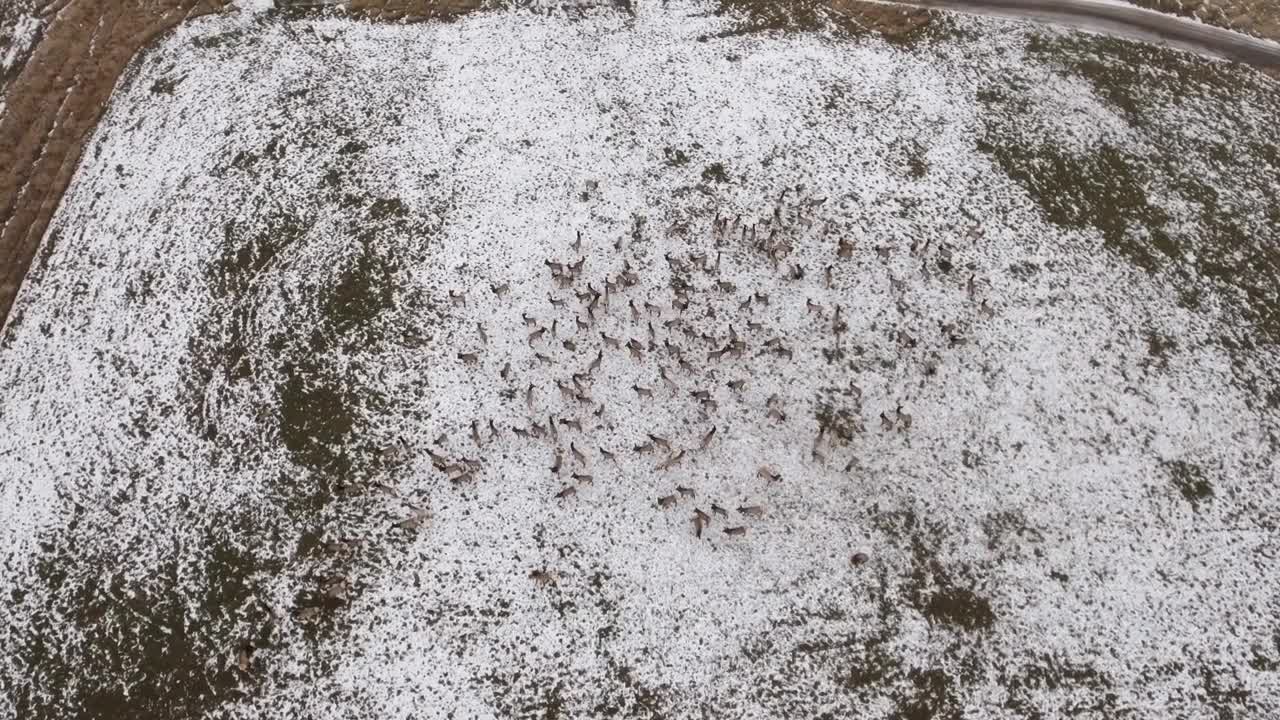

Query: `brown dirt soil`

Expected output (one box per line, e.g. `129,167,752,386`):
1127,0,1280,42
829,0,937,37
341,0,485,21
714,0,936,36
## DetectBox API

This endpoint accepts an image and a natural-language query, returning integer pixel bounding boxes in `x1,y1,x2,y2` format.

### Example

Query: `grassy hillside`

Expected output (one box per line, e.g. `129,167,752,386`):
1,2,1277,717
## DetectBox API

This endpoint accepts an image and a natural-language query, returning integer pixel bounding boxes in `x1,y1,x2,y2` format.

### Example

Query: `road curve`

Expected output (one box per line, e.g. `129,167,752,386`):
893,0,1280,70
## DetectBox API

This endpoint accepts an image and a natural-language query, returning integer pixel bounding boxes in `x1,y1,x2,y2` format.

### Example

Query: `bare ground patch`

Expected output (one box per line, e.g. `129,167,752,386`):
1126,0,1280,42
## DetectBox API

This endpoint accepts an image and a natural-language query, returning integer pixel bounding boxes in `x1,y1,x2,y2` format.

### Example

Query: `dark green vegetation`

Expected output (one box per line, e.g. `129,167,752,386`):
5,9,1280,719
473,561,679,718
977,35,1280,399
2,63,448,717
811,509,1001,718
713,0,847,34
701,161,731,183
9,514,286,719
708,509,1088,718
1165,459,1214,510
706,0,953,45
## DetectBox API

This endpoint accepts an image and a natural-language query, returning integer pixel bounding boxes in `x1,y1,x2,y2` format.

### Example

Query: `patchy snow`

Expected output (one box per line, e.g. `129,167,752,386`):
235,0,276,12
1019,69,1137,152
1,2,1278,718
1,12,42,80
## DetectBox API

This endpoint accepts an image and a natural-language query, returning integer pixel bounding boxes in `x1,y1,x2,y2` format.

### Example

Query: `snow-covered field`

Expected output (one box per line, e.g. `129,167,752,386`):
1,2,1278,717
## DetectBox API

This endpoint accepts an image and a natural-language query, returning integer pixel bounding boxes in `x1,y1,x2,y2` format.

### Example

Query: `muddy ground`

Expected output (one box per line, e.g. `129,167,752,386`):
1128,0,1280,42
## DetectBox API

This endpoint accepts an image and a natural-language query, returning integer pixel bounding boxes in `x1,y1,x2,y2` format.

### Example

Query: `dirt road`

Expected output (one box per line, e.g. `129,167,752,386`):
0,1,231,334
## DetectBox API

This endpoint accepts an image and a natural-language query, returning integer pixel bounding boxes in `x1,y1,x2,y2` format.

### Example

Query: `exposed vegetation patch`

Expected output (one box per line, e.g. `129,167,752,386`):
701,161,731,183
663,146,690,167
974,104,1175,273
192,28,244,49
712,0,851,35
1002,655,1119,717
6,508,283,720
149,74,184,95
978,31,1280,413
2,75,449,715
3,6,1280,719
1165,459,1213,510
876,511,997,633
707,0,937,40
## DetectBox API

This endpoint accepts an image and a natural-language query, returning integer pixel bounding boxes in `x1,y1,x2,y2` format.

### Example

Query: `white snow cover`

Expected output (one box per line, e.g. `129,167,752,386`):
0,2,1278,718
236,0,277,13
1,11,42,81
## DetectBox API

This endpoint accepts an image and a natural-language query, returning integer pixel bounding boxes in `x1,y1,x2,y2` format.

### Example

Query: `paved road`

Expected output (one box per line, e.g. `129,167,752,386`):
898,0,1280,69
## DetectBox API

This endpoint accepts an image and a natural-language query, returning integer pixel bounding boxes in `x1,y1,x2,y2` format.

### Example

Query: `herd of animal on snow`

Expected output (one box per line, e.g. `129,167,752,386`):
395,185,989,575
271,184,995,668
